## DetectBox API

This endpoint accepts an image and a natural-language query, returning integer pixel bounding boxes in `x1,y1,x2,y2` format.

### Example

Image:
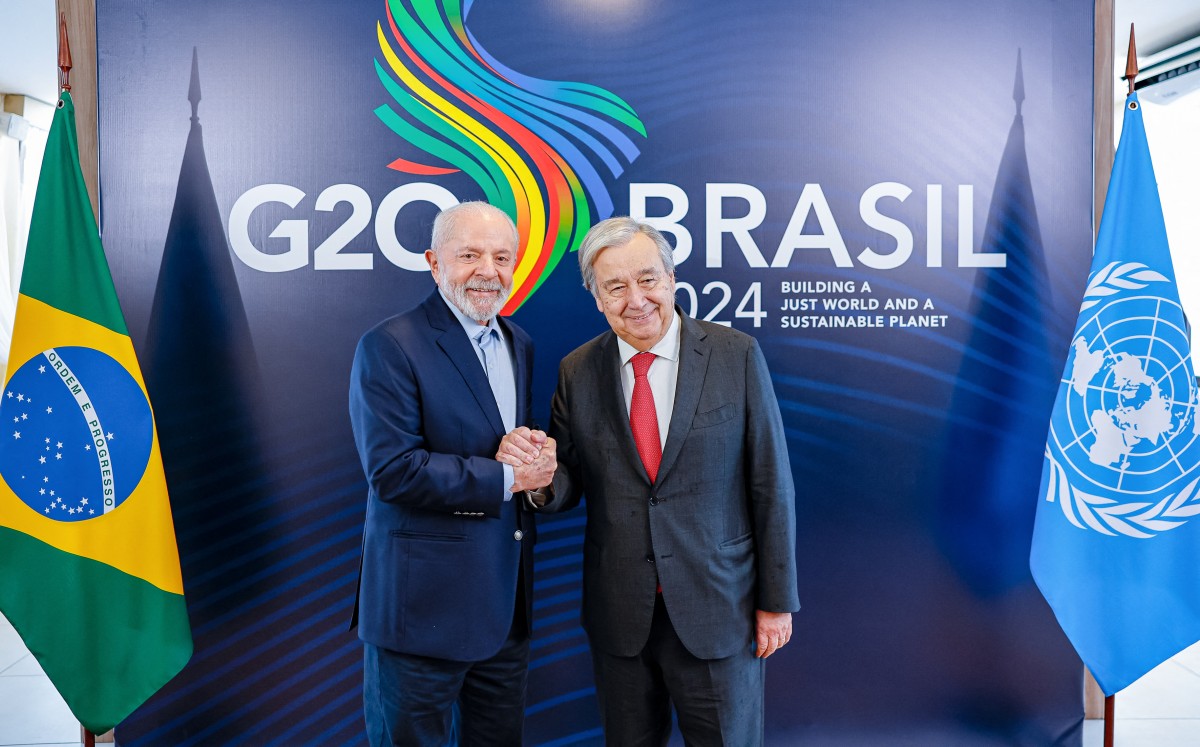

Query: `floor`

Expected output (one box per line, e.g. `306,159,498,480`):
1,610,1197,746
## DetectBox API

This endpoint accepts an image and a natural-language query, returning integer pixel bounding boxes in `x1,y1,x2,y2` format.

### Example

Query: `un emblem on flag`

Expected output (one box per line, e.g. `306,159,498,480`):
1045,262,1200,538
0,347,154,522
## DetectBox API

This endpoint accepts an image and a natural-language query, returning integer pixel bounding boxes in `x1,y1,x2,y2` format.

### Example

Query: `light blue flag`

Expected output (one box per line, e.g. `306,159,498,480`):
1031,92,1200,696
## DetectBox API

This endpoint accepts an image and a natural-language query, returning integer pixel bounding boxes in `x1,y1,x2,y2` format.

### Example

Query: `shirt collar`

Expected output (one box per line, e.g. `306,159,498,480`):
439,288,502,342
617,308,681,367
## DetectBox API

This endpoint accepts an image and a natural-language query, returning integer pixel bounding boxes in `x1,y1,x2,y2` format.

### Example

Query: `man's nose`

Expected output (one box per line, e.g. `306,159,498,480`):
476,254,498,278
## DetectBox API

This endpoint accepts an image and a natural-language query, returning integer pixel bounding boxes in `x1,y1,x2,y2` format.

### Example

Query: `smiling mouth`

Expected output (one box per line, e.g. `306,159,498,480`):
626,310,655,323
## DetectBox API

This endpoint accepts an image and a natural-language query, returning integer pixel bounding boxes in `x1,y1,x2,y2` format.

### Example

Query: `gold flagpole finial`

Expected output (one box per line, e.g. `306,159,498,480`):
1123,23,1138,96
58,12,73,93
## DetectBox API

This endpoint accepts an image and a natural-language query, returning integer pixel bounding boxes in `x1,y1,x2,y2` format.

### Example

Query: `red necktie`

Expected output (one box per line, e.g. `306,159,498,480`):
630,352,661,483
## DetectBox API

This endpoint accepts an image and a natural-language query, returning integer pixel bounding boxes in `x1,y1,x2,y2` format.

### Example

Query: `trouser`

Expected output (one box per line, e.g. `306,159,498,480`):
363,615,529,747
590,593,765,747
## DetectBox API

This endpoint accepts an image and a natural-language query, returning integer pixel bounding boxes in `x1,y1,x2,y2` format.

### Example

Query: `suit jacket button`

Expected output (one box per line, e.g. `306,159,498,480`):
513,530,524,541
649,496,658,506
645,554,655,564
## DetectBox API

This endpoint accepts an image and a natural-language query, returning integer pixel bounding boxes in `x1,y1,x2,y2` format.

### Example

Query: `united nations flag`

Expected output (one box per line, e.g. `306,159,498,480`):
1031,92,1200,696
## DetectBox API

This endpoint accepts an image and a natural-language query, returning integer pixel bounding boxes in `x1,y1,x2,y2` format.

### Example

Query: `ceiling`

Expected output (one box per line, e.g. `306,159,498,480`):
1,1,1199,110
1115,0,1200,62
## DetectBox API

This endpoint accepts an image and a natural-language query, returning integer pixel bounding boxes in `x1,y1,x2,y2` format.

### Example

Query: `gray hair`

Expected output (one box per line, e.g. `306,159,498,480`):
431,201,519,254
578,217,674,296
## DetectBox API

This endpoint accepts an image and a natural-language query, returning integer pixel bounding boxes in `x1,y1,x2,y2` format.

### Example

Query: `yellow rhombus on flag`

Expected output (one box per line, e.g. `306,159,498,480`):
0,91,192,734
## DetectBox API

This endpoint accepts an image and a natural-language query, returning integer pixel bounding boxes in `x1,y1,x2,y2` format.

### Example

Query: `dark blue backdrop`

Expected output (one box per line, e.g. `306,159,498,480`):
97,0,1095,743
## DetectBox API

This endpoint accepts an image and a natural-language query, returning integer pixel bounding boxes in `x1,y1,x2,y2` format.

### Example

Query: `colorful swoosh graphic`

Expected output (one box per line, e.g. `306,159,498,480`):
374,0,647,313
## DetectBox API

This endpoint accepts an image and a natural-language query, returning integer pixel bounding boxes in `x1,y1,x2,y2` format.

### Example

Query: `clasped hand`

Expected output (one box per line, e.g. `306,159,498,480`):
497,426,556,496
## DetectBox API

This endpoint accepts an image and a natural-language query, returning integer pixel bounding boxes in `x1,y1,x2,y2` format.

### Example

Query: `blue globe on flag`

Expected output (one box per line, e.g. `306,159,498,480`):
0,346,154,522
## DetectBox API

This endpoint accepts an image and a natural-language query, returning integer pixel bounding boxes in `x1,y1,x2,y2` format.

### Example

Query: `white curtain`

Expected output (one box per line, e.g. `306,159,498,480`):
0,105,49,378
0,133,22,377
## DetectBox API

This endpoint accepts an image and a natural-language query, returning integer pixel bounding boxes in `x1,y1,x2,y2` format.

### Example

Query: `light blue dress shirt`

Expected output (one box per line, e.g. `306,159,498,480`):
440,290,517,501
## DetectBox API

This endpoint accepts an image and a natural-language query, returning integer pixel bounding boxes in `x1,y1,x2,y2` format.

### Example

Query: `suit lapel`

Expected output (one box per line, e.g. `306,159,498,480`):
499,316,528,424
424,292,505,437
658,312,709,485
598,332,649,483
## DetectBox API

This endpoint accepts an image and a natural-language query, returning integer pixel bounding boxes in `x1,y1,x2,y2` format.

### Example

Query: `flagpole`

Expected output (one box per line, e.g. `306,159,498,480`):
58,16,99,747
1104,695,1115,747
1099,24,1137,747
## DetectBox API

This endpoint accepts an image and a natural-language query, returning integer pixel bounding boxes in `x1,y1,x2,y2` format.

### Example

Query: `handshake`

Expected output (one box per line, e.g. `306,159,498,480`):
496,427,557,505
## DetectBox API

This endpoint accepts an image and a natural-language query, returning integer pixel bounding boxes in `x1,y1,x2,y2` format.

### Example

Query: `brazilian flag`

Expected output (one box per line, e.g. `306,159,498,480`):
0,92,192,733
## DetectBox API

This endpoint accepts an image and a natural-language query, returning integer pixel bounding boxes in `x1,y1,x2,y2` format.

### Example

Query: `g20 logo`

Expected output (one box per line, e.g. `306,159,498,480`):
228,182,455,273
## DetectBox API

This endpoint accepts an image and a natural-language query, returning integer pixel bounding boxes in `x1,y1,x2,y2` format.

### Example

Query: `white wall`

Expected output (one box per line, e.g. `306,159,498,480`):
1140,93,1200,329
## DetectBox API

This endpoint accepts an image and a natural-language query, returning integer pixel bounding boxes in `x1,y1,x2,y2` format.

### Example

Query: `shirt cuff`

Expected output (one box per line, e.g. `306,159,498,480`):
502,462,514,502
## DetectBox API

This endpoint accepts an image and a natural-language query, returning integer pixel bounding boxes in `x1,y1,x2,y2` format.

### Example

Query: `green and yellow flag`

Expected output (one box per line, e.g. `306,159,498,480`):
0,92,192,733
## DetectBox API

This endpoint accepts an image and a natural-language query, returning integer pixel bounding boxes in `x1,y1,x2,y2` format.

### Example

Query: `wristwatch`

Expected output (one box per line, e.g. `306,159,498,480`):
523,489,548,509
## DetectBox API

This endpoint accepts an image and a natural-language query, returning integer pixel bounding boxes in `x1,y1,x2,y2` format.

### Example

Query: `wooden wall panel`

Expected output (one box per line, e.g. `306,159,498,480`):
55,0,98,222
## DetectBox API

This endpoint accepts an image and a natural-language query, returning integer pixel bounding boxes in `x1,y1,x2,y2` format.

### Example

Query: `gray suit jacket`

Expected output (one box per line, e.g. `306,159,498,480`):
544,309,799,660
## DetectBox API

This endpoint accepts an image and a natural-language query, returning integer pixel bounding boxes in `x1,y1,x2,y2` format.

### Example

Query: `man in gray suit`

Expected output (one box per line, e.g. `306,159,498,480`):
499,217,799,745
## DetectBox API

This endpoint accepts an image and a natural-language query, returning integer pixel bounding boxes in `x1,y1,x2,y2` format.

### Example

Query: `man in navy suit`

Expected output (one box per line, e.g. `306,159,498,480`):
500,217,798,746
350,201,557,746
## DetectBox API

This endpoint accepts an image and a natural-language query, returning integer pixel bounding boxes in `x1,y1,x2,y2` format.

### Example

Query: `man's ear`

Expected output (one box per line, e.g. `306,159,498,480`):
425,249,439,281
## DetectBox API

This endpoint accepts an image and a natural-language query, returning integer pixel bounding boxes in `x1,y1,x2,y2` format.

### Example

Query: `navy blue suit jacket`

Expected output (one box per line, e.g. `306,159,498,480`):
349,290,536,661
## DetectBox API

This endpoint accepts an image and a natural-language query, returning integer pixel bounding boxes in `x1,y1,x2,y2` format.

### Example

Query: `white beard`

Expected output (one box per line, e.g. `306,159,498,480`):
441,277,509,322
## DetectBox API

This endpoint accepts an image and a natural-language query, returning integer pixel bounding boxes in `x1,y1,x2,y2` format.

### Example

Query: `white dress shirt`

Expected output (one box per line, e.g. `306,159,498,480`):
615,310,681,449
